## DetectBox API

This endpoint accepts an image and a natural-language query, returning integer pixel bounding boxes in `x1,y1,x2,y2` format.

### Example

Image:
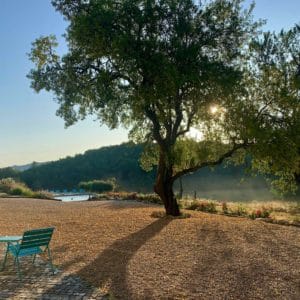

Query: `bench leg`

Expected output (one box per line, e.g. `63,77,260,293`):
0,244,9,271
47,248,55,275
15,256,22,280
32,254,36,264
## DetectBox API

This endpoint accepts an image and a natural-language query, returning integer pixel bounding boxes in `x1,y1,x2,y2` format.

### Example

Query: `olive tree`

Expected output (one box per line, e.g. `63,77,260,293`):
28,0,299,216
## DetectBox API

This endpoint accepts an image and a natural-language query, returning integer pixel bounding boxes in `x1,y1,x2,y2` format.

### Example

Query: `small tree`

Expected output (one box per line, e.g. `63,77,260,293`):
29,0,299,216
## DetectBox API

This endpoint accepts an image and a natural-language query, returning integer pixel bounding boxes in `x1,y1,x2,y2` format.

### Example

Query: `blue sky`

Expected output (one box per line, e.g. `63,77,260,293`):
0,0,299,167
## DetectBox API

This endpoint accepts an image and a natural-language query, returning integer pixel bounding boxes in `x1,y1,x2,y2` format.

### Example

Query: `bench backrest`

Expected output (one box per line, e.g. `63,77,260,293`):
19,227,54,250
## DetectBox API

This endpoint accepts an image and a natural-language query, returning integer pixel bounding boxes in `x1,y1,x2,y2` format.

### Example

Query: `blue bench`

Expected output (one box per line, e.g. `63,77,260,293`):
0,227,55,279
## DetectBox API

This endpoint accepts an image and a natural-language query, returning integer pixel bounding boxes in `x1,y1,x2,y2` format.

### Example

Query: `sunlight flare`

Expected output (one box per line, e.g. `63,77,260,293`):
210,105,219,115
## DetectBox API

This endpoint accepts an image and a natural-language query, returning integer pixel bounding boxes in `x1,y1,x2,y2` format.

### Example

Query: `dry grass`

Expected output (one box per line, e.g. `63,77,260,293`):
0,198,300,299
181,198,300,224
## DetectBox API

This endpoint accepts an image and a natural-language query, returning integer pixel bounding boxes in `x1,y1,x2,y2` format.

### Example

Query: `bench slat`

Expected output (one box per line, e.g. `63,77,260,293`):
23,227,54,236
22,233,53,242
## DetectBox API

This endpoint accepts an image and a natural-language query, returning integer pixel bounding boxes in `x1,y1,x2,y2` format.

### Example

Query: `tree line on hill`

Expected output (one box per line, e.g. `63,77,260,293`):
0,143,155,192
0,142,286,201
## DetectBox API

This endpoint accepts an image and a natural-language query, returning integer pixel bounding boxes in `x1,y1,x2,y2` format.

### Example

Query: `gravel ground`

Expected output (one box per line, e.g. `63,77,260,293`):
0,198,299,300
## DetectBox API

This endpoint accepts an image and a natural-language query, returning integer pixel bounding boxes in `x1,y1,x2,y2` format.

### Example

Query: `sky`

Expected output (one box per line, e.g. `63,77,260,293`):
0,0,300,168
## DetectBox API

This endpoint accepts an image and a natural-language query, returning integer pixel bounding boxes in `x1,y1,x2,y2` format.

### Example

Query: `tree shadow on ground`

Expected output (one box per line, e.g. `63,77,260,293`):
88,200,160,211
182,221,300,299
42,217,172,299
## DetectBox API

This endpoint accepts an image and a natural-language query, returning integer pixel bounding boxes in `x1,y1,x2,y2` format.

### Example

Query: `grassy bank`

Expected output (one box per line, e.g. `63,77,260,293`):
0,178,53,199
92,191,300,226
181,199,300,226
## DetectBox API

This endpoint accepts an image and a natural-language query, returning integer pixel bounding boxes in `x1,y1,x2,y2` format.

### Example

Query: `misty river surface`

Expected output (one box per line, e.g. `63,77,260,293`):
54,194,90,202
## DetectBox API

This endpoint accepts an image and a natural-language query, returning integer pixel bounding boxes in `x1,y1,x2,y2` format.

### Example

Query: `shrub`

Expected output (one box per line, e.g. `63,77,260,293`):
0,178,16,193
232,204,247,216
104,192,163,204
136,193,162,204
249,208,271,219
222,202,229,214
11,187,23,195
0,178,53,199
0,178,33,196
32,190,54,199
289,203,300,214
187,200,217,213
106,191,137,200
186,200,201,211
79,179,115,193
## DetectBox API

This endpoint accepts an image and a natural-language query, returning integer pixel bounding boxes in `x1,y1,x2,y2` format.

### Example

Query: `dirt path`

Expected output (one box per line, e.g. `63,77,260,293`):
0,198,299,299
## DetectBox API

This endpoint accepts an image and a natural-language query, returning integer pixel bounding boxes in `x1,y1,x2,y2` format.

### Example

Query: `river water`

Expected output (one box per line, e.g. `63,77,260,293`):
54,194,90,202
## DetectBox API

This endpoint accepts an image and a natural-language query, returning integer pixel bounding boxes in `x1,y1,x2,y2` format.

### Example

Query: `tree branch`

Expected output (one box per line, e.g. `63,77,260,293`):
176,109,195,138
172,142,249,182
144,106,165,149
171,92,183,143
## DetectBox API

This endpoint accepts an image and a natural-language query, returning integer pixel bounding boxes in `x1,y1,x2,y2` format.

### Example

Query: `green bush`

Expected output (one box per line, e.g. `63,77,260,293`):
11,187,23,195
79,179,115,193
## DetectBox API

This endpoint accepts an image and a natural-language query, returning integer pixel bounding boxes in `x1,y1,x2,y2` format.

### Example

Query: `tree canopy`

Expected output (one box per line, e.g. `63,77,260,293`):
29,0,300,215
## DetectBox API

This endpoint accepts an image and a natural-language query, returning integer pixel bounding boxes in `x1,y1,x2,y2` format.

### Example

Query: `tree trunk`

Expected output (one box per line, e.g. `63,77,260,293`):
154,152,180,216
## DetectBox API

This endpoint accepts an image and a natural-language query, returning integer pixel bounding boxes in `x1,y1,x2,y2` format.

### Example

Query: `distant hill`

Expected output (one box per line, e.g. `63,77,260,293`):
19,143,156,192
11,162,46,172
1,142,279,201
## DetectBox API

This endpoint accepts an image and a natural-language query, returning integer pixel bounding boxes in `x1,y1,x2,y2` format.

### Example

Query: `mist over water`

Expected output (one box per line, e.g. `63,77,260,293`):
174,176,279,202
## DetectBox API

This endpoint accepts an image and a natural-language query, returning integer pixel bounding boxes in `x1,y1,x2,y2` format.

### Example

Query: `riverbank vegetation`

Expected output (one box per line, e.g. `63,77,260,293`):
0,178,52,199
91,191,300,227
79,179,116,193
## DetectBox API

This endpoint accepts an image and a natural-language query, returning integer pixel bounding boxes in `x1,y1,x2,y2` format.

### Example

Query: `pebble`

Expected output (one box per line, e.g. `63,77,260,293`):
0,250,106,300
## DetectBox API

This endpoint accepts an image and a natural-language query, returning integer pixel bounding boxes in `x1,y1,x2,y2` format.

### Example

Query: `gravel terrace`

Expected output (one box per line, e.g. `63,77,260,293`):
0,198,299,299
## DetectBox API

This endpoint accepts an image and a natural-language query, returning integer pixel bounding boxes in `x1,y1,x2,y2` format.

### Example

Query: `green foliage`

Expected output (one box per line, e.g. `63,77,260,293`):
0,167,19,180
19,143,155,191
79,179,115,193
28,35,58,69
28,0,259,159
0,178,53,199
28,0,300,214
0,178,31,195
